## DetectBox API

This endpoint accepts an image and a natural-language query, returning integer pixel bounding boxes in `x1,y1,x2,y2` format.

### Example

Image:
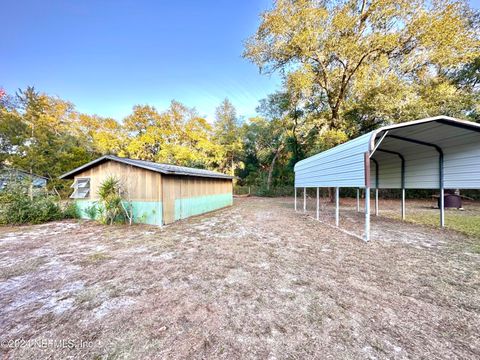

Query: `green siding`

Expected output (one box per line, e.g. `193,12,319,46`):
75,193,231,225
130,201,162,225
174,193,232,221
75,200,162,226
76,200,98,220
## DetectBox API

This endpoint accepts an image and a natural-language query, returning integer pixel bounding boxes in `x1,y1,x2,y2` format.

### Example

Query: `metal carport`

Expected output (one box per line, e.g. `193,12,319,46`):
294,116,480,241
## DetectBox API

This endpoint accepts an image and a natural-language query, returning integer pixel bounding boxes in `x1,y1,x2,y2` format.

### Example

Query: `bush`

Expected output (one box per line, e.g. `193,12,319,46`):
62,202,79,219
85,204,99,220
234,184,294,197
0,182,63,225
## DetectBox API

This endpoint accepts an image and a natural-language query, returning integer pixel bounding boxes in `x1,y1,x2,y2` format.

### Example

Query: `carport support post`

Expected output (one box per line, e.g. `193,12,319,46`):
316,187,319,220
375,189,379,216
365,187,370,241
335,187,340,227
440,187,445,228
356,189,360,212
294,187,297,211
401,189,406,221
303,187,306,212
439,151,445,228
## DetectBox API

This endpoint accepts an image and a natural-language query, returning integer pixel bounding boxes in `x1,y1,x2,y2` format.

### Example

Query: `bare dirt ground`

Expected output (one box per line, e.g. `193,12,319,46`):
302,195,480,244
0,197,479,359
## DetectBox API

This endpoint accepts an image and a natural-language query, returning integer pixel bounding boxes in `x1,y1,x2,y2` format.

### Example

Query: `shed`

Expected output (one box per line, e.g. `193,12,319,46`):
294,116,480,241
60,155,233,225
0,166,47,191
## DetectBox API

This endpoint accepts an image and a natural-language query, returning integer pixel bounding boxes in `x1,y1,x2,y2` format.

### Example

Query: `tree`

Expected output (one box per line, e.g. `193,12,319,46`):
243,117,285,191
77,114,126,155
213,99,243,175
255,92,291,190
244,0,480,128
0,94,26,163
124,101,224,169
0,87,97,195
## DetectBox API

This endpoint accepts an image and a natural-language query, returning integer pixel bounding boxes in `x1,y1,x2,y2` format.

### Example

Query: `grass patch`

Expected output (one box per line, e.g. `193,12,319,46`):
469,243,480,254
410,213,480,239
87,251,111,263
75,287,105,309
384,211,480,239
0,258,46,281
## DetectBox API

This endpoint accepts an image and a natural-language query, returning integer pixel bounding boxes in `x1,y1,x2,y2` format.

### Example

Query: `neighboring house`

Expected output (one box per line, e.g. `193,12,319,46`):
0,166,48,191
60,155,234,225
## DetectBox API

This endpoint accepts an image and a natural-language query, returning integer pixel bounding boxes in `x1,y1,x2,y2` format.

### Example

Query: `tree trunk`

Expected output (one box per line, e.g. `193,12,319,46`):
330,106,340,129
328,187,334,203
29,167,33,201
267,150,280,191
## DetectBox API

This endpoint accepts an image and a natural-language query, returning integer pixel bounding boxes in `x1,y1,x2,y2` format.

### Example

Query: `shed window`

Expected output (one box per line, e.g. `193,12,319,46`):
70,178,90,199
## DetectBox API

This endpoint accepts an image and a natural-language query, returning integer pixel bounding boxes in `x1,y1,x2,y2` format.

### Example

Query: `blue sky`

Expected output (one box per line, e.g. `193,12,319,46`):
1,0,280,122
2,0,479,122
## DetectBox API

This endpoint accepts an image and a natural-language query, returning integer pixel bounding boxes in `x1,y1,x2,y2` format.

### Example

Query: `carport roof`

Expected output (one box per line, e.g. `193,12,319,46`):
294,115,480,189
59,155,234,180
368,115,480,151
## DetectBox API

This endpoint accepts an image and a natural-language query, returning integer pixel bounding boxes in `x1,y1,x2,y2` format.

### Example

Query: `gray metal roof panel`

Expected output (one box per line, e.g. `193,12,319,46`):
59,155,234,180
0,165,48,180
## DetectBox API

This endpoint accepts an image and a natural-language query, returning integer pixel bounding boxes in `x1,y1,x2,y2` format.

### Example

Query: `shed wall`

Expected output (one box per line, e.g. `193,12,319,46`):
73,160,163,225
162,175,232,224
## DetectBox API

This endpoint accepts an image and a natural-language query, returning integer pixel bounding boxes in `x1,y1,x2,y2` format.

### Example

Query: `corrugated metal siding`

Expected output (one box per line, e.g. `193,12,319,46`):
370,152,402,189
294,133,371,188
297,117,480,190
443,133,480,189
370,122,480,189
371,140,440,189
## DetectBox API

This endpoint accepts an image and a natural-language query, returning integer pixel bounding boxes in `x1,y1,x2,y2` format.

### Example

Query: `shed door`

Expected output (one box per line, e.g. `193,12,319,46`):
162,176,181,224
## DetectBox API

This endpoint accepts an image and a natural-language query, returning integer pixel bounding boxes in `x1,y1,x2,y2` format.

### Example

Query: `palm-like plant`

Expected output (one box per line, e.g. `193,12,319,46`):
97,176,124,225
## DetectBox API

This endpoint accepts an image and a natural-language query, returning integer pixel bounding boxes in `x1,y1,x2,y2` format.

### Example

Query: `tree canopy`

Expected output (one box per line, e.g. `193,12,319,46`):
244,0,480,129
1,0,479,196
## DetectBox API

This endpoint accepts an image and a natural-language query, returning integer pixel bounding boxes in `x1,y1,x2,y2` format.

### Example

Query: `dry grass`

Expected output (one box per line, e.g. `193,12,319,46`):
0,197,479,359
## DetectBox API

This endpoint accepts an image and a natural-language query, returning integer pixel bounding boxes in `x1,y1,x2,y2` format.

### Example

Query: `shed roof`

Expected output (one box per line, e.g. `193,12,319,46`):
59,155,234,180
0,165,48,180
294,116,480,189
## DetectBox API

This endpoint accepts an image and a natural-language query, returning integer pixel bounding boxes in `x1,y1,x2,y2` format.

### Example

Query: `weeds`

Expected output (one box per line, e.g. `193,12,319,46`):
87,251,111,263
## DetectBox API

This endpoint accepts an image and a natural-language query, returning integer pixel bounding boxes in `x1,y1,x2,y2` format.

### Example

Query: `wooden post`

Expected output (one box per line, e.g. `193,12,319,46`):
316,187,319,220
335,187,340,227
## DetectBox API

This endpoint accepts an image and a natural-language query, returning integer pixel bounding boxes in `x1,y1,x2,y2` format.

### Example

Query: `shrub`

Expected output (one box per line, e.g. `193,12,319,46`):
97,176,132,225
0,184,62,225
84,204,99,220
234,184,294,197
62,202,79,219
